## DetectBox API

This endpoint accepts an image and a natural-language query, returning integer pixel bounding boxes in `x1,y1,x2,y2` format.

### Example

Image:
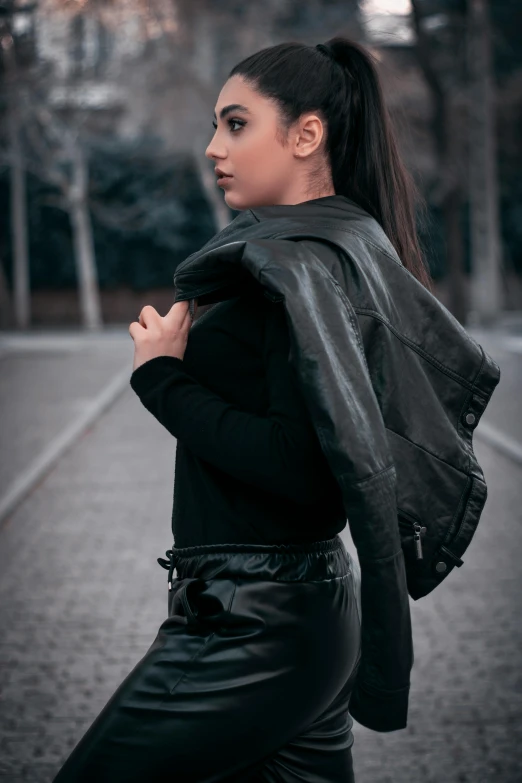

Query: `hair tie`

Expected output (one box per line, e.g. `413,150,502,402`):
316,43,334,60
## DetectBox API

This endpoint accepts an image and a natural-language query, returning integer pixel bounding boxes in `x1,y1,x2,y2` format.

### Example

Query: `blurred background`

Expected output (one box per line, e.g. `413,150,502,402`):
1,0,521,328
0,2,521,782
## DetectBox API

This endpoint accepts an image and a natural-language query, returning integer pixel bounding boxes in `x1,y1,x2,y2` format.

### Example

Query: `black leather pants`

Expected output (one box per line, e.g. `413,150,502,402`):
51,535,362,783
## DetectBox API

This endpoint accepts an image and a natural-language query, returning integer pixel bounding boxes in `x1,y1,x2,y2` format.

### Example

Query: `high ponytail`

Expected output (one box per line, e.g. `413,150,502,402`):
229,36,433,292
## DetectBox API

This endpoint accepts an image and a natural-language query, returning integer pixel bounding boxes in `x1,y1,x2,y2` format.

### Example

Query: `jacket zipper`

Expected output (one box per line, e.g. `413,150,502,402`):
413,522,425,560
398,511,427,560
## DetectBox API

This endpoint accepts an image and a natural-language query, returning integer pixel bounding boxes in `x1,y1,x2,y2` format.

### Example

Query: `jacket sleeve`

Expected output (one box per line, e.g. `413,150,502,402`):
250,238,415,732
129,300,335,504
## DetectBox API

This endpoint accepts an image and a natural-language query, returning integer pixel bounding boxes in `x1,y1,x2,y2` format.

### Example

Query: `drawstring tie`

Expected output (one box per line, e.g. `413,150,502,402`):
157,548,218,627
157,548,179,591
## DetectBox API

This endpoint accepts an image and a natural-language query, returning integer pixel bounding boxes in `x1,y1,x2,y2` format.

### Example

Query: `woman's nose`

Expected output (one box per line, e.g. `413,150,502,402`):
205,139,226,161
205,142,218,160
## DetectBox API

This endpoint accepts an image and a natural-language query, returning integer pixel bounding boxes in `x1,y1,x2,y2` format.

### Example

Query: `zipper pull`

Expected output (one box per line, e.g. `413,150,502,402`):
413,523,426,560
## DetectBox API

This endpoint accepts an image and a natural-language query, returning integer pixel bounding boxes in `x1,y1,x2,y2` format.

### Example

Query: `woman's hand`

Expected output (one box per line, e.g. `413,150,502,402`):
129,299,197,372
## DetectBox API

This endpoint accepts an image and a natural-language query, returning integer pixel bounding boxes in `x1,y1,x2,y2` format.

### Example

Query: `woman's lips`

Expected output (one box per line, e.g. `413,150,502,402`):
217,175,233,186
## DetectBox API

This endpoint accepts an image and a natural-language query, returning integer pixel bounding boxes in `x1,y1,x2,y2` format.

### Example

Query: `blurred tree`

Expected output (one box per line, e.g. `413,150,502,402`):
410,0,469,324
490,0,522,307
0,0,106,329
467,0,502,325
409,0,518,321
0,1,35,329
22,99,103,329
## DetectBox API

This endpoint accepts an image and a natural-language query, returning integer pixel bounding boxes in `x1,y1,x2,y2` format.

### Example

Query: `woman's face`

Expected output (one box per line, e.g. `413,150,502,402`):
205,75,333,211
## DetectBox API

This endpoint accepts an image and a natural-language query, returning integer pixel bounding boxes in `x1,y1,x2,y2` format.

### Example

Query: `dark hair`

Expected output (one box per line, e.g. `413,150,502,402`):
228,37,433,292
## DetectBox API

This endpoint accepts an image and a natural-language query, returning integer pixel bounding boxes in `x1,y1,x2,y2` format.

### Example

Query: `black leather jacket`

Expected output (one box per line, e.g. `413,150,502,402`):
172,194,501,732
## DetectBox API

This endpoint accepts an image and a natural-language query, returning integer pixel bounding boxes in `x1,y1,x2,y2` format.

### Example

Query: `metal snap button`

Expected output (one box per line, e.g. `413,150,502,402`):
435,561,447,573
465,412,476,426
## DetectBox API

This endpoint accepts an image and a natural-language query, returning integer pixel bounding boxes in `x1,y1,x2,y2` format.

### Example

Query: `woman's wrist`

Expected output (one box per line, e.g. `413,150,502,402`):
130,355,186,398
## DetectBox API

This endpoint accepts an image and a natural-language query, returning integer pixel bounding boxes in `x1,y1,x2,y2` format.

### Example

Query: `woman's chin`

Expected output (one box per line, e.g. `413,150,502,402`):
223,192,246,211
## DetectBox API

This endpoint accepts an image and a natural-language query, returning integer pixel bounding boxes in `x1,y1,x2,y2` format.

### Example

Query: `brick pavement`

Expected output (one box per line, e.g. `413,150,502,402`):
0,384,173,782
0,334,520,782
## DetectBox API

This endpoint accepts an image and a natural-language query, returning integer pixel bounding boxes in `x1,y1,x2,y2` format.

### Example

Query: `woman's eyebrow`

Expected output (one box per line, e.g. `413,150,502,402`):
213,104,251,121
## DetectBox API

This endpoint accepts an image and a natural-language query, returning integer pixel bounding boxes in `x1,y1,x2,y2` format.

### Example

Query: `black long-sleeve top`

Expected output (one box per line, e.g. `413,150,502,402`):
129,283,346,547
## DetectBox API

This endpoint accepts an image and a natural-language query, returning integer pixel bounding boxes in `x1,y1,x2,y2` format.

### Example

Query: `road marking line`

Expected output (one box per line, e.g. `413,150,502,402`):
0,365,131,529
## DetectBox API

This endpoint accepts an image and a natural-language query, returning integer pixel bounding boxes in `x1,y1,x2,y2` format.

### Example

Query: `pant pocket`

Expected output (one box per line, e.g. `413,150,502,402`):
169,577,237,631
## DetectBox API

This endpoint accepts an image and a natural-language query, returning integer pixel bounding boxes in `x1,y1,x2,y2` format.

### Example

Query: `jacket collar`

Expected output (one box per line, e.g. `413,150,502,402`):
173,194,399,305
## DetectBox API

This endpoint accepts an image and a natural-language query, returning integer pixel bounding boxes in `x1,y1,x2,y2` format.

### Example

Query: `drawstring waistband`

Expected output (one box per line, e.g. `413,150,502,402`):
157,536,349,589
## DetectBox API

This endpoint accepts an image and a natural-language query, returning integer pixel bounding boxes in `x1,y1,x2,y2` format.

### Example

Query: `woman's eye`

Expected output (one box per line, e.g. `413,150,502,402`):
211,118,245,132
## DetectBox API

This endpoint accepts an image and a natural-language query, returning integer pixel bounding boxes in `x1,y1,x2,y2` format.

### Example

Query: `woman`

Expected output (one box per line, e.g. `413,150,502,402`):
52,37,432,782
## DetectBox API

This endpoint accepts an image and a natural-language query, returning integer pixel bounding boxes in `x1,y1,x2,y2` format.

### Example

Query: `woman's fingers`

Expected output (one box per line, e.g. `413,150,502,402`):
131,301,194,341
165,300,193,328
138,304,160,328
